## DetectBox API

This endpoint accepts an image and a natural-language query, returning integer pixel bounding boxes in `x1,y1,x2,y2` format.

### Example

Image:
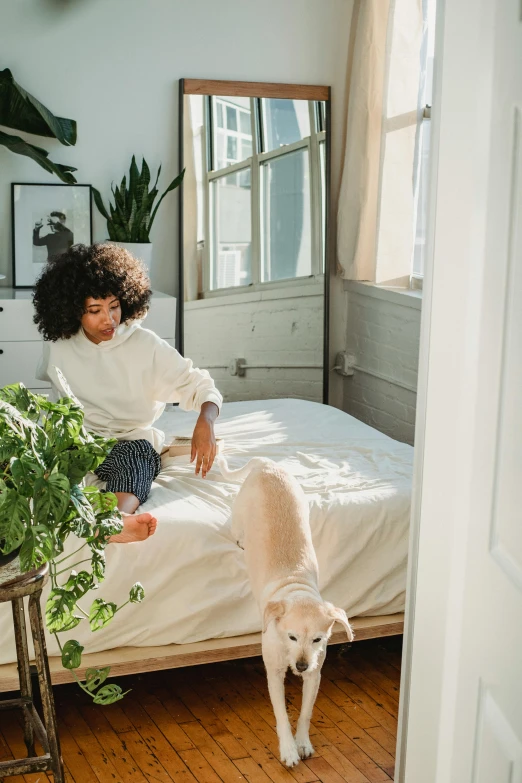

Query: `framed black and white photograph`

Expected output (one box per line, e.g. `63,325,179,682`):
11,183,92,288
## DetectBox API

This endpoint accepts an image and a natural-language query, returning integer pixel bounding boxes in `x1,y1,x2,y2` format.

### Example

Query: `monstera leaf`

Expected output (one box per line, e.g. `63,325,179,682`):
0,68,77,183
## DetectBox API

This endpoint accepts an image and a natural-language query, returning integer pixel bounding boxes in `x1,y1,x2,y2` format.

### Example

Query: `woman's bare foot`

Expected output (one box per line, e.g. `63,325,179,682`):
109,512,158,544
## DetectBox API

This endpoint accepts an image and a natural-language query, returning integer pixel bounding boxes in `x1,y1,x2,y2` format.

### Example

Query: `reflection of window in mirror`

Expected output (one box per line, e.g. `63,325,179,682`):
199,96,327,295
261,98,311,151
212,96,253,170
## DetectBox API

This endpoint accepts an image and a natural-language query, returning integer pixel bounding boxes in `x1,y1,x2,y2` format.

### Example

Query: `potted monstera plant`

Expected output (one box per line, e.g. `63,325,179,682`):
93,155,185,274
0,380,144,705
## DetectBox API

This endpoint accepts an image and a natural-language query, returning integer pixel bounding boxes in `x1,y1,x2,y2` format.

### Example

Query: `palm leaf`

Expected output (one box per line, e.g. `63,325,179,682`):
0,68,76,145
0,129,77,184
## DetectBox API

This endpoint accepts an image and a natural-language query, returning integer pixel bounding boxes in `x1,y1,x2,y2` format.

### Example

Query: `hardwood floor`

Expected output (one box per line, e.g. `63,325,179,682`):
0,636,402,783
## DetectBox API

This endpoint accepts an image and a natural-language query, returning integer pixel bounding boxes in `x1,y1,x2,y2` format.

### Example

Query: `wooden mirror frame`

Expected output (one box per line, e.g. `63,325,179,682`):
178,78,331,403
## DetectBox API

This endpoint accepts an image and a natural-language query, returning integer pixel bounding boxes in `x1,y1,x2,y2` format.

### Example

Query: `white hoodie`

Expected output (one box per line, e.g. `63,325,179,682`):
36,321,222,453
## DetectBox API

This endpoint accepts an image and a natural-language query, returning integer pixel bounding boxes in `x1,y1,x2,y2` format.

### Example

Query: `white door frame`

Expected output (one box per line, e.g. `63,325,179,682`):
396,0,504,779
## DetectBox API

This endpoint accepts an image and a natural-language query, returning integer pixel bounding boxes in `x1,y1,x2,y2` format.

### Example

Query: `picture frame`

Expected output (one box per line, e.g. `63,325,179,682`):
11,183,93,289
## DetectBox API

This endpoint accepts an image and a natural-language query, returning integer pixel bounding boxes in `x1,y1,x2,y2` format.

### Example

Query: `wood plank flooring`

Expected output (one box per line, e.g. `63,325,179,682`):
0,636,402,783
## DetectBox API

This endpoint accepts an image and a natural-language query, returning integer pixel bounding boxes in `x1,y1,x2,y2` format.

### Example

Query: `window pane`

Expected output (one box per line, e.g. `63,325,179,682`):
261,148,311,281
212,96,253,171
226,105,237,131
262,99,311,152
240,110,251,135
226,135,237,161
413,120,431,277
211,170,252,289
216,101,223,129
239,168,251,189
215,130,226,170
241,138,252,160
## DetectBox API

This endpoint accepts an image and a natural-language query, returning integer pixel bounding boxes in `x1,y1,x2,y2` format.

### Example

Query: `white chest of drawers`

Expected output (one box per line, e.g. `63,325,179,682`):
0,289,177,392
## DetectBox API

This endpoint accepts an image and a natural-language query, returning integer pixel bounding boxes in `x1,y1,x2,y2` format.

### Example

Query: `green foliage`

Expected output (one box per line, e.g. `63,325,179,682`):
129,582,145,604
0,68,77,183
61,639,84,670
92,155,185,242
0,383,145,704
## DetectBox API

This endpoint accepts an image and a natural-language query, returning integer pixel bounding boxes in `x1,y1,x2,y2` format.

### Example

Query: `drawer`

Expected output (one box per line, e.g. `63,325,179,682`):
143,294,176,339
0,342,50,389
0,298,41,341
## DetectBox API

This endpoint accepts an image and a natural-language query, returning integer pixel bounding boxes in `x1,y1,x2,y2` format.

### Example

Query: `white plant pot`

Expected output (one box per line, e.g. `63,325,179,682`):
107,242,153,274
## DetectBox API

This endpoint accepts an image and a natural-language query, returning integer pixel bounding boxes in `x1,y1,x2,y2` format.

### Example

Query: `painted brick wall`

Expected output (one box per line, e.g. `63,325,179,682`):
184,285,324,403
343,282,422,444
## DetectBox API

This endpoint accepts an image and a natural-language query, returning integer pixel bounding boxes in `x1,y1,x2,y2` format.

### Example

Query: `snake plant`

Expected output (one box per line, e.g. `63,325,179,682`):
93,155,185,242
0,380,144,704
0,68,77,183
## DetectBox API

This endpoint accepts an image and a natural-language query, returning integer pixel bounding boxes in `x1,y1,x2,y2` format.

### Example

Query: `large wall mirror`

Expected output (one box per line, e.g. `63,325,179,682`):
178,79,330,403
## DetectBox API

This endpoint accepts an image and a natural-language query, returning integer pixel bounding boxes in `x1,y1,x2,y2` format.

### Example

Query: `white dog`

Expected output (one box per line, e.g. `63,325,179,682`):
218,456,354,767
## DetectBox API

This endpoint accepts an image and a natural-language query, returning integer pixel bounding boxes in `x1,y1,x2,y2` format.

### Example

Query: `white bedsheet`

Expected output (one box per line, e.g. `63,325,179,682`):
0,399,413,665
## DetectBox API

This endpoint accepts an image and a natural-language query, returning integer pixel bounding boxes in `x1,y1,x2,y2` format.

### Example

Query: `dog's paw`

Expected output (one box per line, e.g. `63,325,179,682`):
295,736,314,760
279,739,300,767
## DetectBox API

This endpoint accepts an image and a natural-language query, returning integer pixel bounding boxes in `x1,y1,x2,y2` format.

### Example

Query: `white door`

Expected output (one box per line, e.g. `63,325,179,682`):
398,0,522,780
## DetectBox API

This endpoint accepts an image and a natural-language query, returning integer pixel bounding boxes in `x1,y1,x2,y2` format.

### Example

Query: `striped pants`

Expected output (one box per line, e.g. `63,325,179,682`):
94,439,161,506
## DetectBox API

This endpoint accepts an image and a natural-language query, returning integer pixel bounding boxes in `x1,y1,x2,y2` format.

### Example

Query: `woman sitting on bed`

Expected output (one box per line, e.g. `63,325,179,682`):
33,243,222,544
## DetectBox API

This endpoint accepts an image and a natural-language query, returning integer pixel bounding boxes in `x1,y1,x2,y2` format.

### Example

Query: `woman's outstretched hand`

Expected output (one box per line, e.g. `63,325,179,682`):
191,402,219,478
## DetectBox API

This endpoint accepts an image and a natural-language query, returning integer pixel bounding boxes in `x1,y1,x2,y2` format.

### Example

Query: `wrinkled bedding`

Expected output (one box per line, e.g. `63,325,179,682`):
0,398,412,664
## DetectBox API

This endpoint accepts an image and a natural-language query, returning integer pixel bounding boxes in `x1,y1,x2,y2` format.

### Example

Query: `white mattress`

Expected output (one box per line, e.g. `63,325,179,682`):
0,399,413,665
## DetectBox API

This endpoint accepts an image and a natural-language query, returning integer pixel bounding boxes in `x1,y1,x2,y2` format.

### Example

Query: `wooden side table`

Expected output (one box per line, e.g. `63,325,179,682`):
0,556,64,781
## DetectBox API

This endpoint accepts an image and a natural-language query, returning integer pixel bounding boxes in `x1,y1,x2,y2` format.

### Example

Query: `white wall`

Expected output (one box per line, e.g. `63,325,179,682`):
343,282,421,444
185,285,323,403
0,0,353,404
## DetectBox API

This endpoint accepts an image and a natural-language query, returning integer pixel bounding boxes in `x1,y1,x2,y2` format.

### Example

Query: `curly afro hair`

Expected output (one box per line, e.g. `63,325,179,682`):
33,243,152,341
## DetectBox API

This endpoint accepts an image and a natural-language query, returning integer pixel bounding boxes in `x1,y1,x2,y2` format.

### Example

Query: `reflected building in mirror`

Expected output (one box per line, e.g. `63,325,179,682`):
180,81,329,404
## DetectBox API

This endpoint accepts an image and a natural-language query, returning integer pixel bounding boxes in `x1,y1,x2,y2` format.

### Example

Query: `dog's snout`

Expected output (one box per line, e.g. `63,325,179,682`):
296,660,308,673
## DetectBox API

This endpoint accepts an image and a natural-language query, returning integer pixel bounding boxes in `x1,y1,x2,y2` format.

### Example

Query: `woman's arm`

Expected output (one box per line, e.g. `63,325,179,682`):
191,401,219,478
149,335,223,477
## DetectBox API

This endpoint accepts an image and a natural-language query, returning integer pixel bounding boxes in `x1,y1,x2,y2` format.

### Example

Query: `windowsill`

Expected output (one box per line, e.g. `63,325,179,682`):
186,277,324,310
344,280,423,310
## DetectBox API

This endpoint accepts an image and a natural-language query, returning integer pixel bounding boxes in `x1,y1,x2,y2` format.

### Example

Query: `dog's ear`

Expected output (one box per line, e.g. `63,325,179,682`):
325,603,354,642
263,600,287,633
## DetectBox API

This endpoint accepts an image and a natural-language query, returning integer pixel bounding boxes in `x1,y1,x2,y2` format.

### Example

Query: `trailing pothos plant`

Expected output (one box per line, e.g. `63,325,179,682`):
0,380,144,705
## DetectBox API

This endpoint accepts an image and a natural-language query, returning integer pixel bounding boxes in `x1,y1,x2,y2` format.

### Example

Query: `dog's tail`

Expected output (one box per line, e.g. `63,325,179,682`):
217,455,272,481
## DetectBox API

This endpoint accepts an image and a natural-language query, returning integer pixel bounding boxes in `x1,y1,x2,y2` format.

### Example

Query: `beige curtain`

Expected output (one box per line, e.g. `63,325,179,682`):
337,0,423,284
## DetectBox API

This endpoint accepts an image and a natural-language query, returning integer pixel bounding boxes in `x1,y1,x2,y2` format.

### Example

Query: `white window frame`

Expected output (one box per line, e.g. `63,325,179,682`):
202,97,326,298
411,105,432,288
411,0,437,286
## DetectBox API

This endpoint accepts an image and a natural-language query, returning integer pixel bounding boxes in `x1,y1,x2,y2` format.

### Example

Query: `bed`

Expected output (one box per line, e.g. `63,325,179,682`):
0,398,411,691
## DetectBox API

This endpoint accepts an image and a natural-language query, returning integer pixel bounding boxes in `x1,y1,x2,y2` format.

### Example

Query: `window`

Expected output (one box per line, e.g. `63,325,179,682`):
261,148,312,282
212,96,252,171
261,98,311,151
210,170,252,289
412,0,437,280
203,96,326,293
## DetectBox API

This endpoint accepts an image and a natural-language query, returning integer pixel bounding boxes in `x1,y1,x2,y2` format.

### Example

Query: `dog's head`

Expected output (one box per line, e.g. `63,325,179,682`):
263,598,354,676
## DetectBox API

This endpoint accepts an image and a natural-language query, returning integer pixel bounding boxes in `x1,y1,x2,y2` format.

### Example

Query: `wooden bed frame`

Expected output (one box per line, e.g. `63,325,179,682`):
0,613,403,693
